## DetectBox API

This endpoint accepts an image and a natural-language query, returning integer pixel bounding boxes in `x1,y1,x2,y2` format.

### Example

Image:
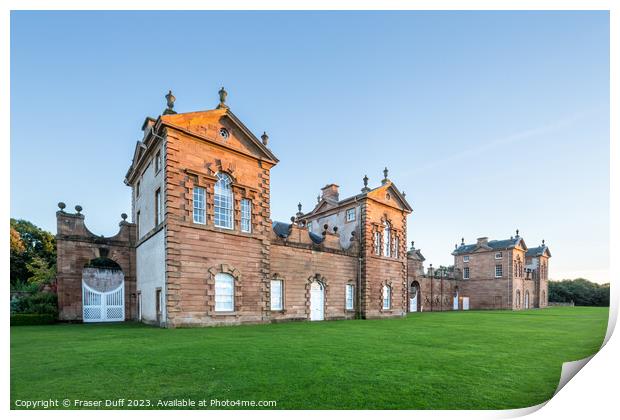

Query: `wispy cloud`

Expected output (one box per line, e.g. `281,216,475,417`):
405,109,596,175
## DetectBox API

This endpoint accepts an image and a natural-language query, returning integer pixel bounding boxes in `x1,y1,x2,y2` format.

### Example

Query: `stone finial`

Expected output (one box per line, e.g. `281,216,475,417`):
402,190,406,198
382,167,389,184
58,202,66,212
163,90,177,115
455,244,457,249
297,202,302,212
410,240,415,250
461,237,465,245
333,226,338,233
217,86,229,109
121,213,128,221
290,216,296,223
317,194,321,203
542,239,545,246
361,175,370,193
75,205,83,214
261,131,269,146
516,229,520,237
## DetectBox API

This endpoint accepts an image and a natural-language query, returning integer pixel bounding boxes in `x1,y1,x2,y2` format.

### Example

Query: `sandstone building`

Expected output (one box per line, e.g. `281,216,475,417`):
55,89,550,326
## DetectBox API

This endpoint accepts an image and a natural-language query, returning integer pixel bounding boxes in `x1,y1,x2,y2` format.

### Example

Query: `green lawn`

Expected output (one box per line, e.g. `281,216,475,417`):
11,307,608,409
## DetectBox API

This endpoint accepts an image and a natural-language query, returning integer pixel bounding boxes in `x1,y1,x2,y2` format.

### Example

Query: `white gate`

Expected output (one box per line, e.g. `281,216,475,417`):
310,282,325,321
82,282,125,322
453,292,459,310
525,291,530,309
409,295,418,312
462,297,470,310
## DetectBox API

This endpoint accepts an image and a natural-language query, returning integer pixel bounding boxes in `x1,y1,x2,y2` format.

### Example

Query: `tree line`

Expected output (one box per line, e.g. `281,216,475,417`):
548,278,609,307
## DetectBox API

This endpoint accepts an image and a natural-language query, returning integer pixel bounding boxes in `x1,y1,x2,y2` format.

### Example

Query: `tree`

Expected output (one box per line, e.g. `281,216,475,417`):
548,278,610,307
10,219,56,288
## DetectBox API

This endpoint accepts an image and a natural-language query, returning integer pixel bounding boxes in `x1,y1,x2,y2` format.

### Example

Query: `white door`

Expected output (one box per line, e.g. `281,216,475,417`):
462,297,470,310
82,282,125,322
310,282,325,321
453,292,459,310
409,295,418,312
525,292,530,309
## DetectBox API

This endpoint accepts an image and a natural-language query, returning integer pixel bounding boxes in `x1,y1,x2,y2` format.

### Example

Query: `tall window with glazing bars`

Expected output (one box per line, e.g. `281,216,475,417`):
241,199,251,233
193,187,206,224
214,173,234,229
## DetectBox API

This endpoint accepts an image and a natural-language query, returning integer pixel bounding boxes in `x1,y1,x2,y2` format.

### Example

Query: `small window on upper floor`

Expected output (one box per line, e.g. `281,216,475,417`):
463,266,470,279
241,199,252,233
346,208,356,222
463,255,470,263
495,252,503,259
155,150,162,173
495,264,503,278
193,187,206,225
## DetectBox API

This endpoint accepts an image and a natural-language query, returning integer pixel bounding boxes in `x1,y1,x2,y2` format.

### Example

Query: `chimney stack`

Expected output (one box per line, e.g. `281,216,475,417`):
321,184,340,202
476,237,489,246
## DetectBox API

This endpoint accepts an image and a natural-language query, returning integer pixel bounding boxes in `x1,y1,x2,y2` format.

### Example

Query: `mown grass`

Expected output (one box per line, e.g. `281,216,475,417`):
10,307,608,409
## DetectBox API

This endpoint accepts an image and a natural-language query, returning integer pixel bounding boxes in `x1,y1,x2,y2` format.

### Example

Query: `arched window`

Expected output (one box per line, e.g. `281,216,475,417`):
214,272,234,311
382,284,391,309
516,290,521,308
383,221,391,257
214,172,234,229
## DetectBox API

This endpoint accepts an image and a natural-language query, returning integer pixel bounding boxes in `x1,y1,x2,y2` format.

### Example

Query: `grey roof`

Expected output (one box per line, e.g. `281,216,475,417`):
272,221,325,244
272,221,292,238
526,246,550,257
452,237,523,256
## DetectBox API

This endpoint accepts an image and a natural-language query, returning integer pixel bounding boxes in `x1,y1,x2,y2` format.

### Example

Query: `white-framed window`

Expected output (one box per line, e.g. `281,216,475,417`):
393,235,398,259
382,285,391,310
270,279,283,311
463,255,470,263
241,199,252,233
495,252,503,259
214,172,234,229
215,272,234,312
383,221,391,257
155,188,162,225
155,150,162,173
346,208,356,222
495,264,503,278
193,187,206,224
374,231,381,255
463,266,470,279
345,284,354,310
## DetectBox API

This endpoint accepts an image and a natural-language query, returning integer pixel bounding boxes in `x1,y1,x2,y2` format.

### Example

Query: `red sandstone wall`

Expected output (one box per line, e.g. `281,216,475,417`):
56,211,136,321
270,243,358,321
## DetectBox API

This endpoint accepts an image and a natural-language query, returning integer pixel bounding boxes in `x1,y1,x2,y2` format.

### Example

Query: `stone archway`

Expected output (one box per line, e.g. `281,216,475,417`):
306,274,328,321
55,206,136,321
82,257,125,322
409,280,421,312
453,285,460,310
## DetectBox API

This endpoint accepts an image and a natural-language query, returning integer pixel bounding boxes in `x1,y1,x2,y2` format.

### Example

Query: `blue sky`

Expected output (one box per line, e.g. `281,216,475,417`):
10,11,609,282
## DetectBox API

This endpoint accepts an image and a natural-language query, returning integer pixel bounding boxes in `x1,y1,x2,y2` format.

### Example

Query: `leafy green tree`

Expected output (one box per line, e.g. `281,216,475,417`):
10,219,56,288
548,278,610,307
26,256,56,286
